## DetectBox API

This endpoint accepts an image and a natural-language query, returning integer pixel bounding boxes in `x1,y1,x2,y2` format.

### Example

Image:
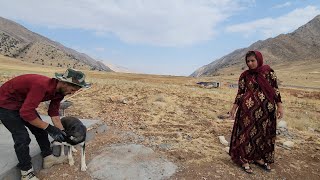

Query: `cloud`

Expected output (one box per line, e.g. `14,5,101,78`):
272,2,292,9
0,0,253,47
225,6,320,38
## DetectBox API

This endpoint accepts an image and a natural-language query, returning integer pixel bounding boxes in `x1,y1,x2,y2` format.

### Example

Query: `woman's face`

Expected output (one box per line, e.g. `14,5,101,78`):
246,55,258,69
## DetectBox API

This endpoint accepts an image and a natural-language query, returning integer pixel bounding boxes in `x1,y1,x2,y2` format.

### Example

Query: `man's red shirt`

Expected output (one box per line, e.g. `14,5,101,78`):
0,74,64,121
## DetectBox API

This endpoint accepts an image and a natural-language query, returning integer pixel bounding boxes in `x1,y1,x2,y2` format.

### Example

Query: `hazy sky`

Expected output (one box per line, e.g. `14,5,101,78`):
1,0,320,76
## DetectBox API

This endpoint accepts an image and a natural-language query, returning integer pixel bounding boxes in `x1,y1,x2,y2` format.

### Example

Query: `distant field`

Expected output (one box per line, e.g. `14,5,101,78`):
1,54,319,131
210,59,320,89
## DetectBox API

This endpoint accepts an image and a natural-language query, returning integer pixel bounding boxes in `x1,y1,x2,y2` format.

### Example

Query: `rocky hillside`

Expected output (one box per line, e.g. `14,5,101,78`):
191,15,320,77
0,16,112,71
104,62,136,73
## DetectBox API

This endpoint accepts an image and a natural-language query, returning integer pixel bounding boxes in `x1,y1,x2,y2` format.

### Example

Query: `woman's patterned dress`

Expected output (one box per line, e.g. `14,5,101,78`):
229,69,282,165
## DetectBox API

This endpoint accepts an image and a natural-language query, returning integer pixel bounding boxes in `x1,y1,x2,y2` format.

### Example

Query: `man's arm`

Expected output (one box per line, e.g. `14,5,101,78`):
28,117,64,131
51,116,64,130
29,117,66,142
28,117,50,129
47,96,64,130
20,85,46,121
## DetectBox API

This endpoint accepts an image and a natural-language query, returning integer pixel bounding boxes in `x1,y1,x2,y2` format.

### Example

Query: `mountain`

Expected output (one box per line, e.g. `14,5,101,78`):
104,64,134,73
0,16,112,71
102,61,137,73
191,15,320,77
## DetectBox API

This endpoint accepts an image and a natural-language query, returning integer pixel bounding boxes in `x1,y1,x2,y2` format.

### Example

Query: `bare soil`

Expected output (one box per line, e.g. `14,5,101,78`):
1,56,319,179
33,76,320,180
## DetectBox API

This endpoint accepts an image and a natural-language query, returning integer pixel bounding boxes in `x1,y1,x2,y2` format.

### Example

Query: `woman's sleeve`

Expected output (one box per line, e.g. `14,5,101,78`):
268,69,282,103
234,73,246,105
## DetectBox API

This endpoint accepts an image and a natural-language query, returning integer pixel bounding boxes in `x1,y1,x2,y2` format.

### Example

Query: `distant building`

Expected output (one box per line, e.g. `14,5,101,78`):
229,84,238,88
196,81,220,88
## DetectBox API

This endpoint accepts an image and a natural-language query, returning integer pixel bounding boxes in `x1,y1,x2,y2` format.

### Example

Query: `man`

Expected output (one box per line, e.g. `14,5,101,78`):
0,68,91,180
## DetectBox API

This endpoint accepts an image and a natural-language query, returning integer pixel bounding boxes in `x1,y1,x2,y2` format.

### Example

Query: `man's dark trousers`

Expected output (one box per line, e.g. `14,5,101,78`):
0,108,52,171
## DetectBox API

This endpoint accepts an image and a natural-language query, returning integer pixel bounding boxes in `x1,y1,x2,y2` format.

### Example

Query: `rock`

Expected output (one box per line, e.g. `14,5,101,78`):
122,99,128,104
306,136,313,141
176,132,183,140
217,114,229,120
218,136,229,146
224,147,230,153
289,163,299,169
283,141,294,148
308,127,315,132
139,124,147,130
209,129,217,134
110,95,127,104
276,121,294,139
88,144,177,180
278,120,288,129
158,143,172,150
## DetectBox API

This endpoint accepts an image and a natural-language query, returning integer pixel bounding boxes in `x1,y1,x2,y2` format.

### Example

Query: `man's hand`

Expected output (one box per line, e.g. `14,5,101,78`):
45,124,66,142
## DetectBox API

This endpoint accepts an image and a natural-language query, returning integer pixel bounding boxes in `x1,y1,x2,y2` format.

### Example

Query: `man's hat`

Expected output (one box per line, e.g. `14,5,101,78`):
55,68,91,88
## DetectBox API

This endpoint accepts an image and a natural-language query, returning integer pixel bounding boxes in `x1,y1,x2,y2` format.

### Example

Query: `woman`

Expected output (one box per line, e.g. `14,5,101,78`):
229,50,283,174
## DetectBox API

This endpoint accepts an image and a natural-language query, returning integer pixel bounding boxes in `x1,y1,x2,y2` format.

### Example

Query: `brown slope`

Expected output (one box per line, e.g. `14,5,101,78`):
191,15,320,77
0,16,112,71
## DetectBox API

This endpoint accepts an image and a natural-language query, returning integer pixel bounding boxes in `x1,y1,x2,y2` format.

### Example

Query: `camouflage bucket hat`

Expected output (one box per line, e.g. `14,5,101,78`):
55,68,91,88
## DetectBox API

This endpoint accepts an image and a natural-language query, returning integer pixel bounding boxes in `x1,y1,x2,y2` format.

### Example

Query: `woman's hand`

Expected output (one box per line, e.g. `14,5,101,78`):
277,102,284,119
230,104,238,120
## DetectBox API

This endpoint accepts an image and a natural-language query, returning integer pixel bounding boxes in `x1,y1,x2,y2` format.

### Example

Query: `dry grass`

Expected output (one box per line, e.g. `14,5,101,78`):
1,54,319,136
281,89,320,131
212,59,320,89
1,55,320,179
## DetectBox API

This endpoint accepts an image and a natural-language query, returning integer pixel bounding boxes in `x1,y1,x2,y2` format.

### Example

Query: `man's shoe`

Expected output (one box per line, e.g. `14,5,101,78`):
21,167,39,180
43,154,68,169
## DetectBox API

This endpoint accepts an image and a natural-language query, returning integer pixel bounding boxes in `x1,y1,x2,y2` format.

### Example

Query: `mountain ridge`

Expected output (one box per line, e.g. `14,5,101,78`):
191,14,320,77
0,16,112,71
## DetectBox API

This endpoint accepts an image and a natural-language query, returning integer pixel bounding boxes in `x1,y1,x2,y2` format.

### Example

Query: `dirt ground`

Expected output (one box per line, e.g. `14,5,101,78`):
23,73,319,180
0,55,319,179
